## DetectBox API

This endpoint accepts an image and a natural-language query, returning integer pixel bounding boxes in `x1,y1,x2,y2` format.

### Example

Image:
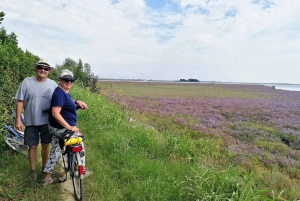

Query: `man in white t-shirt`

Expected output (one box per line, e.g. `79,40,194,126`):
15,59,57,181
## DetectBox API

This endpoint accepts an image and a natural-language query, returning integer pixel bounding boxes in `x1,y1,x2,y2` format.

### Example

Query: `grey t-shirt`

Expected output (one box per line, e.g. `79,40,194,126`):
15,76,58,126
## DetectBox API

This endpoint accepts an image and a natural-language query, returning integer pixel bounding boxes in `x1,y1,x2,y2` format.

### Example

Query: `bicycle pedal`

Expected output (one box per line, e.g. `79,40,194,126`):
58,179,67,183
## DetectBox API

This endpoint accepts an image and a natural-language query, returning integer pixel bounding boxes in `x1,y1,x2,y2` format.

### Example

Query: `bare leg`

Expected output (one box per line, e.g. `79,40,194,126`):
44,172,52,179
41,143,50,168
29,145,38,170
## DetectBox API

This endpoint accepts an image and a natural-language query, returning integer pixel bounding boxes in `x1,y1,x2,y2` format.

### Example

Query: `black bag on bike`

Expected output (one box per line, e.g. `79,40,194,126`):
59,130,73,150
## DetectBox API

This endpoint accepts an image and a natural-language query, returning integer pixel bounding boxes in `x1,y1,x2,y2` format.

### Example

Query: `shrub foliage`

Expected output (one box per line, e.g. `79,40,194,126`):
0,11,99,126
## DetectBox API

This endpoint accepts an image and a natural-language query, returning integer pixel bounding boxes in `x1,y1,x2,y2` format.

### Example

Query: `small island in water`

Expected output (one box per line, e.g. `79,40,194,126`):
179,78,199,82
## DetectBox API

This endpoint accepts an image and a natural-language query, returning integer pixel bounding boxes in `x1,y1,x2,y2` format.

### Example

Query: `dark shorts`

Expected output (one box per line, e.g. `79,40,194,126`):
24,124,52,146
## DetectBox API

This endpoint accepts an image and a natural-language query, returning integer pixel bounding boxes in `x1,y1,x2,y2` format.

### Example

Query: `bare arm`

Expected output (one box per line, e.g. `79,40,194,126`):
74,100,88,110
52,106,79,132
15,100,24,131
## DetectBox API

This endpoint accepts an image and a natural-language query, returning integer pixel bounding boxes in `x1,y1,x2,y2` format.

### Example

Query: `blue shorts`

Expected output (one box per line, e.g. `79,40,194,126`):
24,124,52,146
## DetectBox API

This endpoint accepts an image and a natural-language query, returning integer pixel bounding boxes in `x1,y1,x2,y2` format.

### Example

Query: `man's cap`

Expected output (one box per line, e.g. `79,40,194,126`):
32,59,55,70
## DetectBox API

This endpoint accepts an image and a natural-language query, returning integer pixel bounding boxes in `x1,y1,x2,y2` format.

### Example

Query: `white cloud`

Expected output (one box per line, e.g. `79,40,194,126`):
1,0,300,83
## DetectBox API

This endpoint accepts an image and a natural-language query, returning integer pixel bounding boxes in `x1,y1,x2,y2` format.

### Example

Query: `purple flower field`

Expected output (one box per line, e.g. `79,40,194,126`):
102,82,300,173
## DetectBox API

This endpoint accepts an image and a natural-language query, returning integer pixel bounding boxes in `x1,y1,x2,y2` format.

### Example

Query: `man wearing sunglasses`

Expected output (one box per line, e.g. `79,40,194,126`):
15,59,58,181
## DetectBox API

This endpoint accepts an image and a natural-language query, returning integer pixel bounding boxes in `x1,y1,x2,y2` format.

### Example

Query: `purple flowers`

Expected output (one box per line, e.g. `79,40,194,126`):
105,83,300,169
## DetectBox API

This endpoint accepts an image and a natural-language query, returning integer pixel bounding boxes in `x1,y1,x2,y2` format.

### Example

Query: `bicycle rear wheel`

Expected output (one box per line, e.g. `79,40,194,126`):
4,135,28,157
71,152,83,201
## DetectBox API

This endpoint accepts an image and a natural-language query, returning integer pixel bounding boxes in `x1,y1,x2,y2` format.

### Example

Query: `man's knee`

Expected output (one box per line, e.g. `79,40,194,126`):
41,142,49,146
41,143,50,149
29,145,38,150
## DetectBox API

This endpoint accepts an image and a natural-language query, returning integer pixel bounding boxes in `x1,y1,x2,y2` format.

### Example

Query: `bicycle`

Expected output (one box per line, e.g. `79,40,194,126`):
59,130,85,201
1,110,28,157
11,109,24,130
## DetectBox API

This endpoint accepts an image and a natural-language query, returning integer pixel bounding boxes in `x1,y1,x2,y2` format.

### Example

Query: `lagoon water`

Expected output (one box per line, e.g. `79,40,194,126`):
206,82,300,92
200,82,300,92
176,81,300,92
262,84,300,92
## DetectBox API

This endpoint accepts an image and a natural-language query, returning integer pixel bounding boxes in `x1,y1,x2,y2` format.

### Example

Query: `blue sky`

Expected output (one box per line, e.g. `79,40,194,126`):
1,0,300,83
145,0,167,9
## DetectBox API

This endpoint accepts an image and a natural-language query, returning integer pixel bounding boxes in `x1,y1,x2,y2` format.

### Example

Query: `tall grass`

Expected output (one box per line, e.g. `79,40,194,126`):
0,143,63,200
0,84,297,200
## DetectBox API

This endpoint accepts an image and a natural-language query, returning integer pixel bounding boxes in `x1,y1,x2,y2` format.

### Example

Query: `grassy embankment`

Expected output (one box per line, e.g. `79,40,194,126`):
0,83,299,200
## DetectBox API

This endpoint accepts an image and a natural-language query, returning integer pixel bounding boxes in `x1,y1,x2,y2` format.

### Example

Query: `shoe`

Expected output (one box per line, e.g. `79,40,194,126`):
30,170,37,181
42,177,58,186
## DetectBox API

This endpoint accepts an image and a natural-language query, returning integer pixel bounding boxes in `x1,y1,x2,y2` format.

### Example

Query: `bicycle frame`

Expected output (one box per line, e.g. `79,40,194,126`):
2,110,27,157
3,125,24,141
2,124,28,157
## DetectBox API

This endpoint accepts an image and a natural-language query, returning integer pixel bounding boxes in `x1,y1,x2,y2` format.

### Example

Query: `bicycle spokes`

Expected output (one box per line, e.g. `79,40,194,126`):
72,152,84,201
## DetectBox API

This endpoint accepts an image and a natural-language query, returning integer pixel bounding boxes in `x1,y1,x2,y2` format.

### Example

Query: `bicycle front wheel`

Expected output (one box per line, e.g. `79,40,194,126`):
71,152,83,201
4,135,28,157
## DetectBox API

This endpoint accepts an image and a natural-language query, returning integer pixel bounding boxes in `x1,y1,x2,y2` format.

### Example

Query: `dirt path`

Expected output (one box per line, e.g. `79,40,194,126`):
58,158,76,201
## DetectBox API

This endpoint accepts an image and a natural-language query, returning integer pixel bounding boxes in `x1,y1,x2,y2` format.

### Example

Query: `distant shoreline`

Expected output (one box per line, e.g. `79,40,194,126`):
98,78,300,85
98,79,300,92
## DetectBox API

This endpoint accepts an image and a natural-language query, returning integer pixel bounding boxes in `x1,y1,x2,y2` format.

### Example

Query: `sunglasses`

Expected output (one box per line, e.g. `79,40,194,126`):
61,78,75,83
37,66,50,71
